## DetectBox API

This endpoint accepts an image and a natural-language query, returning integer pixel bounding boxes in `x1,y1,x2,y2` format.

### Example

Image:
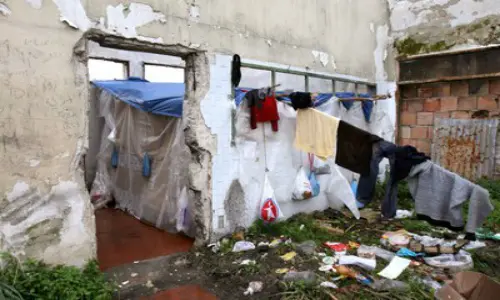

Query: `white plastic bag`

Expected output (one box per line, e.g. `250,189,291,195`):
292,167,313,201
260,174,283,223
176,187,190,233
325,165,360,219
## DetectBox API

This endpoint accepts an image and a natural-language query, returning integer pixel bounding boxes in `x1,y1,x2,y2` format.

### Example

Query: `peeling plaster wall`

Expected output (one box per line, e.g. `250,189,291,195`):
389,0,500,56
0,0,392,263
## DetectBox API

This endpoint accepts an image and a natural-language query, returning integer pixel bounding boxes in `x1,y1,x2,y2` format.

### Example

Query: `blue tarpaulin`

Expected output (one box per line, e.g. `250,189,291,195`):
92,78,185,118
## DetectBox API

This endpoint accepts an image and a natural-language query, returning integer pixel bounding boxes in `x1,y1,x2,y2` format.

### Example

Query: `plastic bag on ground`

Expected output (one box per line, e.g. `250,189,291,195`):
292,167,313,201
357,245,395,262
424,250,474,273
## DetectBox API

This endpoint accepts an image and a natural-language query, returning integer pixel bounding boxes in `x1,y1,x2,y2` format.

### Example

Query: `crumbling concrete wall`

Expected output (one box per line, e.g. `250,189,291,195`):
388,0,500,56
0,0,392,264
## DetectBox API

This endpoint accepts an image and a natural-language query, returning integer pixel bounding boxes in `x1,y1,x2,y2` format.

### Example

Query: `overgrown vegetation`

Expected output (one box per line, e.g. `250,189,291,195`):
477,178,500,232
394,37,453,57
0,253,115,300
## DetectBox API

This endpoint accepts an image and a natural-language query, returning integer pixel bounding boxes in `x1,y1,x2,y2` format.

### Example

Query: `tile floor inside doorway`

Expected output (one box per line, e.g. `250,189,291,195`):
95,208,194,271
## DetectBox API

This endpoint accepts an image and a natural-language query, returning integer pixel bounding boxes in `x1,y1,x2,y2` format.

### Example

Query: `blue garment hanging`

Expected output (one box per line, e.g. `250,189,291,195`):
362,100,374,122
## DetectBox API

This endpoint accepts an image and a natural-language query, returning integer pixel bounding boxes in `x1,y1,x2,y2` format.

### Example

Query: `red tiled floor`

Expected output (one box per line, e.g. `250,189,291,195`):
96,208,194,270
143,285,217,300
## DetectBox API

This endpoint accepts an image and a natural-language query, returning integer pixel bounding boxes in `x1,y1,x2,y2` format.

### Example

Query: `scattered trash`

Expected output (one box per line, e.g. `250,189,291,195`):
395,209,413,219
208,242,221,253
435,271,500,300
239,259,256,265
358,245,395,262
360,209,380,223
283,271,317,283
475,228,500,241
319,265,334,272
378,256,411,280
121,280,130,285
334,265,372,285
320,281,339,289
281,251,297,261
339,255,376,271
348,241,361,249
385,230,411,247
275,268,289,274
296,240,316,255
324,242,348,255
424,250,474,273
145,280,154,288
232,241,256,252
317,252,327,257
299,224,305,231
415,276,442,291
232,227,245,241
464,240,486,251
396,247,424,258
257,241,270,252
322,256,336,265
269,239,281,248
370,279,409,291
130,273,138,277
243,281,263,296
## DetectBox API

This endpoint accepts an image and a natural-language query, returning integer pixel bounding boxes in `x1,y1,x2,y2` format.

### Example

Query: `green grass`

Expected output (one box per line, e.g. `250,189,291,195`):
477,178,500,232
0,253,115,300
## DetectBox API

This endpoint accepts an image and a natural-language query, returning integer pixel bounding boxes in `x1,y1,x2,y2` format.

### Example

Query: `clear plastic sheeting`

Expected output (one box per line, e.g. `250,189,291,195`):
90,89,193,237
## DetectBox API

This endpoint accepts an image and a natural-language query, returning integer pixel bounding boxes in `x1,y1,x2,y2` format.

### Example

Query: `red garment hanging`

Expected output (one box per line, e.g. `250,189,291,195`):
250,94,279,131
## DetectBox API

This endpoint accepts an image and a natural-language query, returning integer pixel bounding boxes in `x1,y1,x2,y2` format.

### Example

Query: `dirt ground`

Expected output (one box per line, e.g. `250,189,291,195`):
181,207,500,300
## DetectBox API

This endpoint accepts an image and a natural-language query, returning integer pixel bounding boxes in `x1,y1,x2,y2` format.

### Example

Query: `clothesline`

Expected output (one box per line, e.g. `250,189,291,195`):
261,84,389,101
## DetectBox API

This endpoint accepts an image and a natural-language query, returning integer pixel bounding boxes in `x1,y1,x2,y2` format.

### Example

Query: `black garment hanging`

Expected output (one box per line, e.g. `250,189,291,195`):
232,54,242,88
289,92,313,110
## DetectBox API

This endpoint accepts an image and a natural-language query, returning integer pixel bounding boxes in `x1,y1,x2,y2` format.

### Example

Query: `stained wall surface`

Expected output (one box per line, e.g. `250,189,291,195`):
0,0,393,265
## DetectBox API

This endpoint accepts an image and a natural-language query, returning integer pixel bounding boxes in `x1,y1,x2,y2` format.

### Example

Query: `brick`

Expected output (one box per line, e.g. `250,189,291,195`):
451,111,470,119
457,96,477,110
435,111,451,119
435,83,451,97
416,139,431,154
407,99,424,112
411,126,428,139
440,96,458,111
428,127,434,140
407,139,418,148
469,79,489,95
400,138,411,146
417,86,433,99
417,112,434,125
400,100,408,112
401,112,417,125
478,96,498,110
400,126,411,139
401,85,417,99
451,81,469,97
490,79,500,95
423,98,441,112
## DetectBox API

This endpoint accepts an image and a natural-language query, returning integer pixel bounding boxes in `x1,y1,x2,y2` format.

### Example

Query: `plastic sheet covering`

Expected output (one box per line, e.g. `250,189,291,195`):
90,89,193,236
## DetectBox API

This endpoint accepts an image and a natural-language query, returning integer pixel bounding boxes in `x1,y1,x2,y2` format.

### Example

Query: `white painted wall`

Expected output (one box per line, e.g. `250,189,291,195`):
202,54,396,240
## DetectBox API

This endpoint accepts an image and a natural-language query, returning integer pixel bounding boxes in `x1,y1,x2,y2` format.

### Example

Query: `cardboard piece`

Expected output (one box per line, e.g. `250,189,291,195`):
435,272,500,300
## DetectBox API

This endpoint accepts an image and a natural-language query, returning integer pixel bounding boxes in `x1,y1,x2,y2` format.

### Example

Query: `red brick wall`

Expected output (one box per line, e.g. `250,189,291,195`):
398,79,500,154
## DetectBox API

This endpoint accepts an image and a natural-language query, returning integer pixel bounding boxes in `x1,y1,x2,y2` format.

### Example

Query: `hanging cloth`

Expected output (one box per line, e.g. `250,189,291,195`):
362,100,374,122
294,108,340,161
247,89,279,131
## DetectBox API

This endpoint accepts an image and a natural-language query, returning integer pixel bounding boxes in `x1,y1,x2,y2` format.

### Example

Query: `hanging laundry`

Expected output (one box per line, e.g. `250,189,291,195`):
362,100,374,122
407,161,493,234
246,89,280,131
289,92,313,110
340,99,354,110
295,108,340,161
232,54,242,88
335,120,382,176
356,141,429,218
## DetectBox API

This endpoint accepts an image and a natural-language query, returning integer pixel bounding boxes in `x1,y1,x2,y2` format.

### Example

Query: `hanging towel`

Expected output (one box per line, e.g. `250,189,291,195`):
362,100,374,122
295,108,340,160
335,120,382,176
